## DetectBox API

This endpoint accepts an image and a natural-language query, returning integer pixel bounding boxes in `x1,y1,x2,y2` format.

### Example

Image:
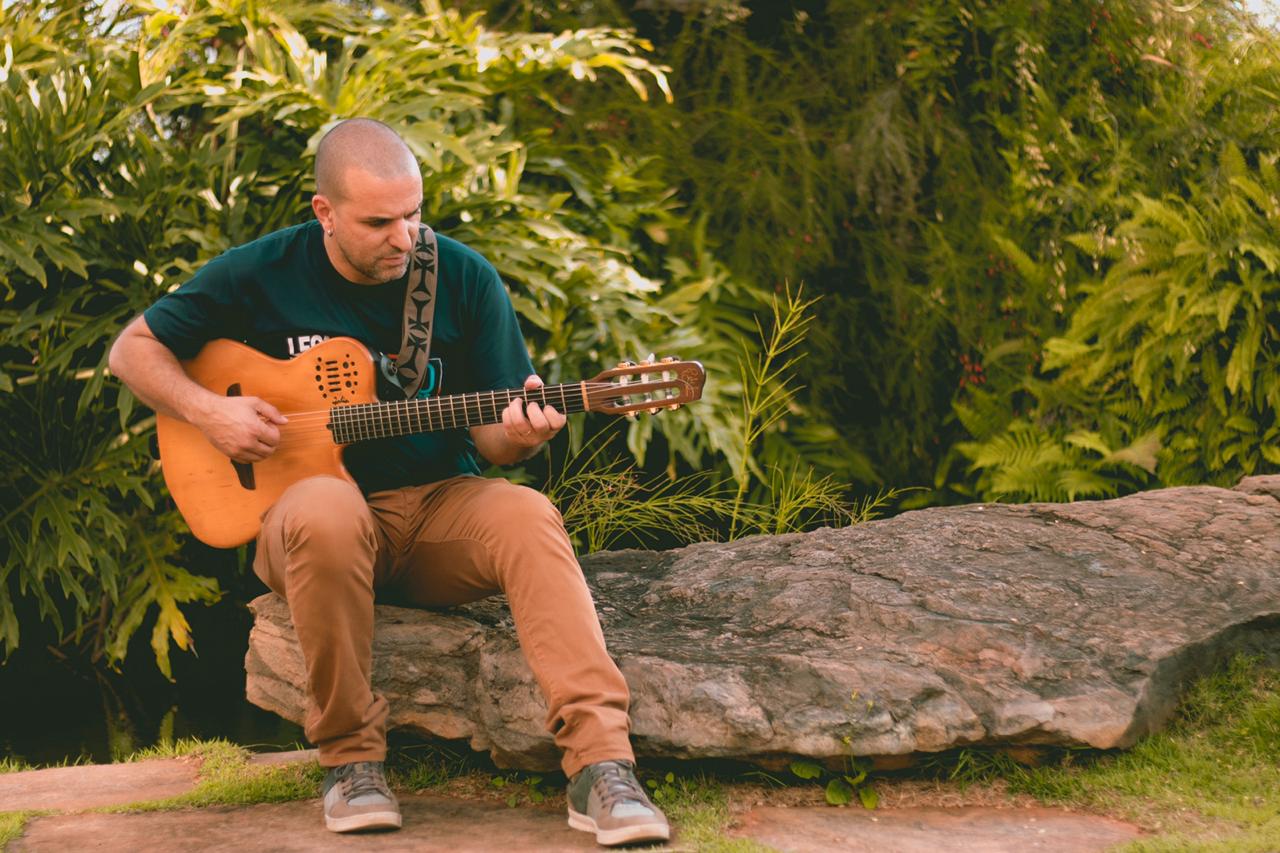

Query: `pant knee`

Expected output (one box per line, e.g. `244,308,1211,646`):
488,483,563,529
277,474,367,531
267,477,376,576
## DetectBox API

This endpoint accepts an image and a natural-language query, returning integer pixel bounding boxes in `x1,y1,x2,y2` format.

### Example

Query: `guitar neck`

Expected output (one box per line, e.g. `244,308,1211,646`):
329,383,589,444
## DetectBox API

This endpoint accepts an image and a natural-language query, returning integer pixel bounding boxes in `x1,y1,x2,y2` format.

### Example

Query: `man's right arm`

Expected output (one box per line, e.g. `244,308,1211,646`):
108,315,287,463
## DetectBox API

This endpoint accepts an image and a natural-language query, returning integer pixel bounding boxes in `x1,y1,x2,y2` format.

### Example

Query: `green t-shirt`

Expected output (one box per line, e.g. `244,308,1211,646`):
144,221,535,494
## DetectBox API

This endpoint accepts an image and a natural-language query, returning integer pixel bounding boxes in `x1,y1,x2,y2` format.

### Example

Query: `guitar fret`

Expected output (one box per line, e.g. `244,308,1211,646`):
327,375,675,446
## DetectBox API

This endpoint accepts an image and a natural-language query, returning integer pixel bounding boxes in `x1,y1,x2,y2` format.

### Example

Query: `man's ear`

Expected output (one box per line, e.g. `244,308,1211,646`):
312,194,334,233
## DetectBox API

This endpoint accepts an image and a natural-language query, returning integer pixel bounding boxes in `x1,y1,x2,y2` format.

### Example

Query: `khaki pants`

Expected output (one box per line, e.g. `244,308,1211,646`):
252,474,633,777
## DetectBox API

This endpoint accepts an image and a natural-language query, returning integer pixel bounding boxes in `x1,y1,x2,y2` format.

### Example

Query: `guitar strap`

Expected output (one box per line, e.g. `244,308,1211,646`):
391,224,438,399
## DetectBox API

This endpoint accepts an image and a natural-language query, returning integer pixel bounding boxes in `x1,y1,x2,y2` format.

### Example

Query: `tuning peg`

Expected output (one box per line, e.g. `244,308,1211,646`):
660,356,678,363
669,403,681,411
616,360,636,368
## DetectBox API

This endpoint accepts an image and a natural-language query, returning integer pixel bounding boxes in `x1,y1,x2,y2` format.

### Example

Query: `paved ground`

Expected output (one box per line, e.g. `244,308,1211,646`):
729,804,1143,852
0,754,1144,852
0,760,199,812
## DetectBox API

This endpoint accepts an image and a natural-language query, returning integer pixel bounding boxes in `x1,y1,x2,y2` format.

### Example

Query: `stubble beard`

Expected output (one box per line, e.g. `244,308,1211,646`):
336,239,409,284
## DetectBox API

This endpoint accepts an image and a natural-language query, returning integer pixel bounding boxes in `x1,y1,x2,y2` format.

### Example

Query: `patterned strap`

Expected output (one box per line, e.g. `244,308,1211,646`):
394,224,438,399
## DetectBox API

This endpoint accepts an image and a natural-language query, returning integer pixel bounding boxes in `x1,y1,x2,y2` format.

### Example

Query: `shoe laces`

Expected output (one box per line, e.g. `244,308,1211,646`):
335,761,391,801
590,761,650,814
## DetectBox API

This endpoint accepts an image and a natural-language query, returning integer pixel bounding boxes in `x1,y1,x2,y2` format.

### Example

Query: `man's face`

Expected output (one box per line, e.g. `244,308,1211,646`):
314,168,423,285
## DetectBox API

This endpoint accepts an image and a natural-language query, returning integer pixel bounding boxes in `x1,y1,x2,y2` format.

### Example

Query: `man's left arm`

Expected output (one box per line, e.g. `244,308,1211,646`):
471,374,566,466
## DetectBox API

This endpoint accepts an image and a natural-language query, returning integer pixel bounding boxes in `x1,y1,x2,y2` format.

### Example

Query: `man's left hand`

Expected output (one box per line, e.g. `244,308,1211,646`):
501,375,566,449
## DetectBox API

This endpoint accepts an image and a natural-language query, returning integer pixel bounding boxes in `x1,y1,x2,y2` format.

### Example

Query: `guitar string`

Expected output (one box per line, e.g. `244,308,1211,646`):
254,397,680,451
238,382,682,428
268,401,595,448
193,380,686,456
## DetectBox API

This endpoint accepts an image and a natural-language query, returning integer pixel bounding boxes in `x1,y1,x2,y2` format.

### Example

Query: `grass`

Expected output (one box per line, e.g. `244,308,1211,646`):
387,742,475,792
105,738,322,812
646,773,773,853
0,811,42,849
0,759,30,775
924,656,1280,851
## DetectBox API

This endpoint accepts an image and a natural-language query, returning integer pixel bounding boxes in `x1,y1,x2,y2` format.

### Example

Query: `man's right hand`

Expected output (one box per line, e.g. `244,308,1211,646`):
195,395,288,463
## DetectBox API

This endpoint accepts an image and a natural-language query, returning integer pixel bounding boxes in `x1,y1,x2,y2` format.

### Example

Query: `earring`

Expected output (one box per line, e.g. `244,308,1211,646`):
326,229,334,236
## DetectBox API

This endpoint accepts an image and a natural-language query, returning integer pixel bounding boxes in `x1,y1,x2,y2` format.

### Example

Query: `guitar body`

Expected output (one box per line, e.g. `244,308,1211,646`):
156,337,377,548
154,337,706,549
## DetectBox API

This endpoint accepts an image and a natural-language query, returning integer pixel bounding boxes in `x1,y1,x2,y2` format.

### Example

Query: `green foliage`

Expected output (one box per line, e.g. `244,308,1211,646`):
788,757,878,810
0,0,772,671
1012,144,1280,490
16,0,1280,676
545,290,886,552
489,771,552,808
0,371,219,676
491,0,1280,502
546,443,730,553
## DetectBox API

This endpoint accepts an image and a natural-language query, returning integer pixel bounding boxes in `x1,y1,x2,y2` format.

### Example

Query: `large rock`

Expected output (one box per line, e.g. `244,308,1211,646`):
245,477,1280,770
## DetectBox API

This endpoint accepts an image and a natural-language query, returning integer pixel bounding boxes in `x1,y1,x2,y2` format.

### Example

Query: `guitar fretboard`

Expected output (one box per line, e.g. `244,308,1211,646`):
328,383,588,444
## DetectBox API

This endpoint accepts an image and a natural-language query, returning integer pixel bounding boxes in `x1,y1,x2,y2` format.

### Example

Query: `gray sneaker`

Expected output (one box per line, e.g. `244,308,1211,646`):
567,759,670,846
321,760,402,833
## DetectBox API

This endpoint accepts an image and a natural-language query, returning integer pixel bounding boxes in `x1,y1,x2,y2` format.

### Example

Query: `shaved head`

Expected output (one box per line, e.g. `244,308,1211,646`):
315,118,420,200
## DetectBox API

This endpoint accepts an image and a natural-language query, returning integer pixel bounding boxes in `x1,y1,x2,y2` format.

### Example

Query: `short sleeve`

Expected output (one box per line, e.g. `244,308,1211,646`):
143,256,244,359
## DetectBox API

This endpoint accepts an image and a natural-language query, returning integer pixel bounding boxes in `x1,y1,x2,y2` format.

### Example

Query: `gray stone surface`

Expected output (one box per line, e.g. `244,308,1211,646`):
245,478,1280,770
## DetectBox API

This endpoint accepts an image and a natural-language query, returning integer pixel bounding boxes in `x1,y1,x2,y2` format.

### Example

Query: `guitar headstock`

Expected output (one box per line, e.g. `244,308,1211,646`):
585,357,706,415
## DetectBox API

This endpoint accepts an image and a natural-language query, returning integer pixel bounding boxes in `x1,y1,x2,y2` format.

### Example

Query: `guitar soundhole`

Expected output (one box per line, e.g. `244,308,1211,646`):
314,353,362,399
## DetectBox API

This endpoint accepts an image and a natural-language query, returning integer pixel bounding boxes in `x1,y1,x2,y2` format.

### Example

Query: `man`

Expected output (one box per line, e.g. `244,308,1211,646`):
108,118,669,846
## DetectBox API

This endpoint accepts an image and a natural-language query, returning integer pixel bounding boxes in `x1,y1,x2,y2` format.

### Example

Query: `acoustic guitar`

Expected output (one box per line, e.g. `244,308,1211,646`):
156,337,706,548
